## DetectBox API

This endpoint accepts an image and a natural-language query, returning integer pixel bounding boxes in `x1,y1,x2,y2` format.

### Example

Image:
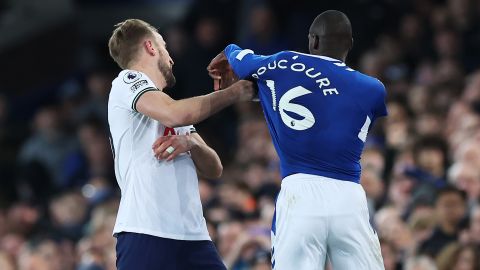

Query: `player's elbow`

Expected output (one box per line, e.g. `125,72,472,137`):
212,163,223,179
201,161,223,179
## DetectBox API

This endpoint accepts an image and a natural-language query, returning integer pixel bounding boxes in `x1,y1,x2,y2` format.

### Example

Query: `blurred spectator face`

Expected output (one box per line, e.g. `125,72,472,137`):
434,59,463,85
18,240,62,270
244,163,268,191
0,233,26,260
448,162,480,201
195,17,221,48
360,168,384,201
430,6,449,30
435,191,466,228
388,174,414,210
415,113,443,136
361,147,385,175
50,192,87,228
453,246,477,270
404,256,437,270
385,101,410,148
6,204,39,236
417,147,445,177
400,14,423,41
250,6,275,38
165,26,187,57
0,252,15,270
408,205,436,243
448,0,474,29
359,50,385,78
217,221,243,256
86,72,111,99
33,107,61,138
434,30,460,59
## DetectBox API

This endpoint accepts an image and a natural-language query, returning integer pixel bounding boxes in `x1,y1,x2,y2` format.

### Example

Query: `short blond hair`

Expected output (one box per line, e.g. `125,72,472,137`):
108,19,158,69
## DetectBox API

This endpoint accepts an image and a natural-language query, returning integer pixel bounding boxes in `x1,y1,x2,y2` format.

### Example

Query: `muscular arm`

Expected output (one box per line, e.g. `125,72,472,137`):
136,80,253,127
189,133,223,179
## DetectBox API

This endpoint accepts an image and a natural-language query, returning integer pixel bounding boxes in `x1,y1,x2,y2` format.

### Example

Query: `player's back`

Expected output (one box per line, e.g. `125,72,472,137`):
256,51,387,182
224,45,387,182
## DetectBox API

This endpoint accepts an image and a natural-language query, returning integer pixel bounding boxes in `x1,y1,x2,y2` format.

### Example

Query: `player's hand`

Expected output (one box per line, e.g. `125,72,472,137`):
230,80,257,102
152,134,198,161
207,51,238,90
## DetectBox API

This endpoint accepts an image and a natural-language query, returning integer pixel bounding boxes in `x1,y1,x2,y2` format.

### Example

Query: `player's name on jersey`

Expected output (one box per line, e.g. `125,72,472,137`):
251,54,340,96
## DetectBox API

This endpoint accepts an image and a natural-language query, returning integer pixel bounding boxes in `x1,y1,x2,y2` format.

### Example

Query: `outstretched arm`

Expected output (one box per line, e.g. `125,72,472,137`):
136,80,254,127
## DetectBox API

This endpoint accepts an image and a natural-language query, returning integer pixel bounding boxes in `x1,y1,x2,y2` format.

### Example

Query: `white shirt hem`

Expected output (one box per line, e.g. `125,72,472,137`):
113,226,211,241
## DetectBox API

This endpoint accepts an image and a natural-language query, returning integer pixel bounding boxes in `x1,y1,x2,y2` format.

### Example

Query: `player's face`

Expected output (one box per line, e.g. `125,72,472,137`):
154,33,176,88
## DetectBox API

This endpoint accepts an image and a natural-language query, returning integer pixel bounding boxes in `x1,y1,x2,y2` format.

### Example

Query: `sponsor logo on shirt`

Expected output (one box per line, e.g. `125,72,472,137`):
130,80,148,92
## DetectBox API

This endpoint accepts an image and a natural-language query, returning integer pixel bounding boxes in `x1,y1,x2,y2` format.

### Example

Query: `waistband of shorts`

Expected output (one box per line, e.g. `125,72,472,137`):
282,173,360,185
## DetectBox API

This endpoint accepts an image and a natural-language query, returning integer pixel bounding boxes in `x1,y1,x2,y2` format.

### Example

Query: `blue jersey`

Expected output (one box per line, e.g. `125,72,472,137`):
224,44,388,183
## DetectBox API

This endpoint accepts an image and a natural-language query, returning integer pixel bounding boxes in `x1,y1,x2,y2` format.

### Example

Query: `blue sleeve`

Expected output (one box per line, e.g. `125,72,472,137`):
374,81,388,118
224,44,271,79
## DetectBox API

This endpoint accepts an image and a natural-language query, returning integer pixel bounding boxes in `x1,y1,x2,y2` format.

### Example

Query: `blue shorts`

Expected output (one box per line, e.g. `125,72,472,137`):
116,232,226,270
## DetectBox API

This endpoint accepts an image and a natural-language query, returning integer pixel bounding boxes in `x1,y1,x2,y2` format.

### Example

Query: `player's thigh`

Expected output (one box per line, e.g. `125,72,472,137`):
116,232,180,270
327,208,384,270
179,240,226,270
272,182,328,270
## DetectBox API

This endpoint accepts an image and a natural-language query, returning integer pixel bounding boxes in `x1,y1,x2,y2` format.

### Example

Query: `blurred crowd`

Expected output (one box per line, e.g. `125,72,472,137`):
1,0,480,269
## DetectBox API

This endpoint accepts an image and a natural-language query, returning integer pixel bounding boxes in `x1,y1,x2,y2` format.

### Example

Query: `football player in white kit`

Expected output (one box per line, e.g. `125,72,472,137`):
107,19,255,270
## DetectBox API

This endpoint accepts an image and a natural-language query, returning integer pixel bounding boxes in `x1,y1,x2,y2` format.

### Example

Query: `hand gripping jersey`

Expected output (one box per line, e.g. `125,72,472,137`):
108,70,210,240
224,44,388,183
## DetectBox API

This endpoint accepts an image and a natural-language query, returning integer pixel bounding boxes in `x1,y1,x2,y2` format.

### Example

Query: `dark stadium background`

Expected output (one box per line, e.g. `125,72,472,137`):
1,0,480,269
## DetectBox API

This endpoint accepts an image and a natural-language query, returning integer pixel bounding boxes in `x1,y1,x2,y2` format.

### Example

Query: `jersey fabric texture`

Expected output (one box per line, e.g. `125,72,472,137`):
108,70,210,241
224,44,388,183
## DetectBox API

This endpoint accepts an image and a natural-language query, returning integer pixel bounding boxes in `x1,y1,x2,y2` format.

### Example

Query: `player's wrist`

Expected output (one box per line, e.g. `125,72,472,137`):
187,134,199,150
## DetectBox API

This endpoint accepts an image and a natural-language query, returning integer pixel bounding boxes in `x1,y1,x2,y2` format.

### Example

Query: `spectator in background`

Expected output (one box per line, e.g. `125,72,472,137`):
17,237,63,270
419,186,467,257
240,4,288,54
48,191,88,242
436,243,480,270
18,106,78,192
0,251,15,270
404,256,437,270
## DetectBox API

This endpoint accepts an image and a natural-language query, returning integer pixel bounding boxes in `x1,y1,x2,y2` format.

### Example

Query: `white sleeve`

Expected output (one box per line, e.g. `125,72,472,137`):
113,70,159,112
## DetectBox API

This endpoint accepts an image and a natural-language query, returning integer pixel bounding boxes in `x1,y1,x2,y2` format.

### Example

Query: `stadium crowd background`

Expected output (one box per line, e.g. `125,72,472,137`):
1,0,480,269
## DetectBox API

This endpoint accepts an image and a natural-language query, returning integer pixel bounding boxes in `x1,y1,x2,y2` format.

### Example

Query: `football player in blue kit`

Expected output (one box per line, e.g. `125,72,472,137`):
208,10,387,270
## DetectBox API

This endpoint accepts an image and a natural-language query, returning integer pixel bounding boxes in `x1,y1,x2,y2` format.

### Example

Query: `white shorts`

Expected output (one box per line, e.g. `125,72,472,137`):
271,174,384,270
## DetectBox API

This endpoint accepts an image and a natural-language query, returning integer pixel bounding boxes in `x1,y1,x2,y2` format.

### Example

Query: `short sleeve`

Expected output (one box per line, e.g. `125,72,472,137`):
112,70,159,112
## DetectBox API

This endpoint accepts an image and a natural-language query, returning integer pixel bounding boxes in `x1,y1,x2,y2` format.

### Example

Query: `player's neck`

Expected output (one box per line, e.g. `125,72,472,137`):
128,63,167,90
313,50,347,62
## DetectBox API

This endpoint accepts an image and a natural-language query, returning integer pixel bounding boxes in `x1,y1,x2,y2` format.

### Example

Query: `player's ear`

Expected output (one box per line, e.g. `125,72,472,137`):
144,40,156,56
349,38,354,51
313,35,320,50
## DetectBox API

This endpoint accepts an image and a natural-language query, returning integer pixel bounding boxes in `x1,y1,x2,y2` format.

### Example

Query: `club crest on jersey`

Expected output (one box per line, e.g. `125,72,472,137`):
123,71,142,84
130,80,148,92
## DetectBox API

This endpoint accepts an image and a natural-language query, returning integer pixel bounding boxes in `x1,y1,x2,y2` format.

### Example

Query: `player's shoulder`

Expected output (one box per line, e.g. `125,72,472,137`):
112,69,156,93
355,71,386,95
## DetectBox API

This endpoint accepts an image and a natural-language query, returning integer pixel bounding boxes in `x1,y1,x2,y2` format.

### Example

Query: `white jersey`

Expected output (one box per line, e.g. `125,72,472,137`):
108,69,210,241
